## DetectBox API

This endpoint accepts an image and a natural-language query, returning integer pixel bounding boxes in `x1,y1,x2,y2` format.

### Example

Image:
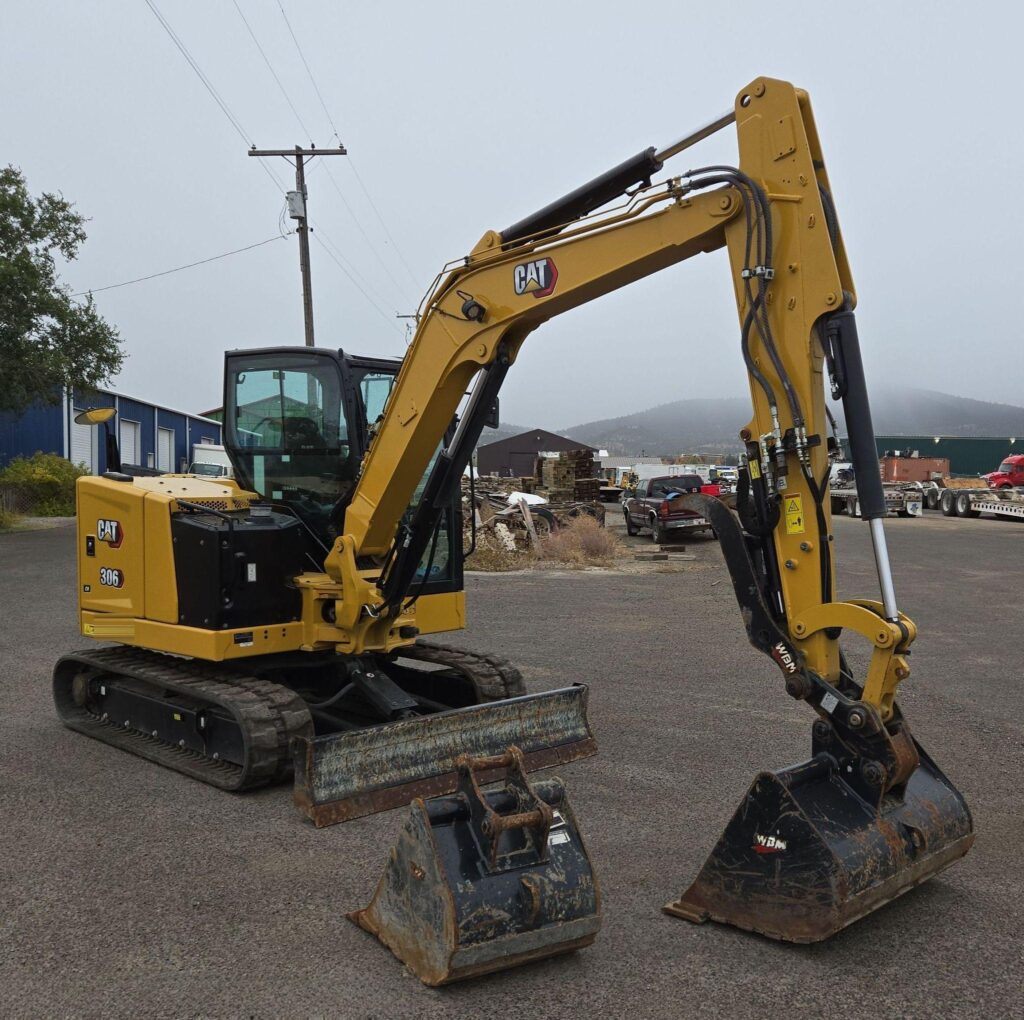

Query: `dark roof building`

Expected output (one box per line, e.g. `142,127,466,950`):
476,428,595,477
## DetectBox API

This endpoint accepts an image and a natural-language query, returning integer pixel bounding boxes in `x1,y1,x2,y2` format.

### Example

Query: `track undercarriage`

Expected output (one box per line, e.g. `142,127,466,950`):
52,641,594,822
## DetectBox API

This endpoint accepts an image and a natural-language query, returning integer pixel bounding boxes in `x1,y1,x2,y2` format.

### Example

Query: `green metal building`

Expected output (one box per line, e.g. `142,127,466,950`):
872,436,1020,476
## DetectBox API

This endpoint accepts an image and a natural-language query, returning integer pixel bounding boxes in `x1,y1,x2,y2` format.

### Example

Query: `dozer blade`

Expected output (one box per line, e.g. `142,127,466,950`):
293,684,596,826
664,741,973,942
349,747,601,985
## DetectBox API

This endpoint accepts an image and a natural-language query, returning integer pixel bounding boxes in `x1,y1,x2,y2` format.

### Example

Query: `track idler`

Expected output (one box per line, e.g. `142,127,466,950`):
349,746,601,985
665,708,974,942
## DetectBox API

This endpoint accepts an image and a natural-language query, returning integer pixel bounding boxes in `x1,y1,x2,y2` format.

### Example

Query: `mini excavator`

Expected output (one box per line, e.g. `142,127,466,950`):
59,77,972,946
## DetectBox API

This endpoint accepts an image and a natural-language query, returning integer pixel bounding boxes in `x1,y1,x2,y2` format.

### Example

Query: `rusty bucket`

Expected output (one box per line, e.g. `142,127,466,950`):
349,747,601,985
664,734,973,942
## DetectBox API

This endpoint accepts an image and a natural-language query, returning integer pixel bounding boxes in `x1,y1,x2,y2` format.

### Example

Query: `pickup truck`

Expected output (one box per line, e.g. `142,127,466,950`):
622,474,718,542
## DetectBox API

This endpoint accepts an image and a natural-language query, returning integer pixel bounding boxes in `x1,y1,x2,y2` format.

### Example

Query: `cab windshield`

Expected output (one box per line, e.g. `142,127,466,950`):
226,353,354,537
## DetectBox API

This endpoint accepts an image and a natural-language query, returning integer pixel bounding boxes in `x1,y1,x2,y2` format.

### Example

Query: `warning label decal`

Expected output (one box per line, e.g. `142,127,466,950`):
784,494,805,535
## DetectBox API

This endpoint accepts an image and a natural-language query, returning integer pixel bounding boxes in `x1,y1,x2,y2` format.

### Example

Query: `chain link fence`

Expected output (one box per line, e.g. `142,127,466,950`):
0,484,35,515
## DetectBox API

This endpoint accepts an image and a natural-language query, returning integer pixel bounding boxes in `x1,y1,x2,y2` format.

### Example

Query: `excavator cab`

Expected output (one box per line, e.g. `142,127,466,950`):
223,348,459,595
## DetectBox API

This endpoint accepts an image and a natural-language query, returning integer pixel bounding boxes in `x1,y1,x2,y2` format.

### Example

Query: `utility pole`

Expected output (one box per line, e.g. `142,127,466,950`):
248,143,347,346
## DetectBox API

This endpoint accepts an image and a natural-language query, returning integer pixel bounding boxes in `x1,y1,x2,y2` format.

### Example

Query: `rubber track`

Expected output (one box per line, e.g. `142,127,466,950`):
53,646,312,791
398,640,527,701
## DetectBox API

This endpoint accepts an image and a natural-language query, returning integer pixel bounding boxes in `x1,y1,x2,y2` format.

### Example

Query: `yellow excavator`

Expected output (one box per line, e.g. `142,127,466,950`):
60,77,972,946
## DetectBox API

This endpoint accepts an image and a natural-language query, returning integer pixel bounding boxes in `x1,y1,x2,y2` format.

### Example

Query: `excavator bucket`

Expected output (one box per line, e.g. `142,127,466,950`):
349,747,601,986
293,685,596,826
664,738,973,942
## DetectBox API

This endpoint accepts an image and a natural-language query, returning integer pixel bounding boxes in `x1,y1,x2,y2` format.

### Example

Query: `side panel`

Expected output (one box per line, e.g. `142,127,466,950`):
77,477,147,620
143,494,177,623
414,592,466,636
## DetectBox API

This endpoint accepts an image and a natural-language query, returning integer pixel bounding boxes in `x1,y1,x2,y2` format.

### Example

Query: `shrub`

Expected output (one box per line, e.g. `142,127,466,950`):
0,452,86,516
537,515,623,567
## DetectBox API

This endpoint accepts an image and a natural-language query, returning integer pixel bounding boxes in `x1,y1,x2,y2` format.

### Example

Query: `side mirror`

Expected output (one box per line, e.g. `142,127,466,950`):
73,406,121,473
74,406,116,426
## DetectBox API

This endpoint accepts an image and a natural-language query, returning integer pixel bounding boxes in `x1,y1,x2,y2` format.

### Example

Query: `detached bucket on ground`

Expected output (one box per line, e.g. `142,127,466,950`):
350,747,601,985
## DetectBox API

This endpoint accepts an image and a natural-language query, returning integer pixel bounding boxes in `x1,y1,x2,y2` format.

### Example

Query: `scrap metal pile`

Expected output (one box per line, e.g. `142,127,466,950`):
465,482,605,549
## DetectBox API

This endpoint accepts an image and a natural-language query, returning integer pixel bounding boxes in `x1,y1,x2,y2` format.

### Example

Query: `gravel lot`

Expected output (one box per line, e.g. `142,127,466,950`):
1,512,1021,1019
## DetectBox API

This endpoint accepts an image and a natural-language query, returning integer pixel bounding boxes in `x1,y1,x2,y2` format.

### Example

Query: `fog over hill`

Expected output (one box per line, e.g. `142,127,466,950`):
484,389,1024,457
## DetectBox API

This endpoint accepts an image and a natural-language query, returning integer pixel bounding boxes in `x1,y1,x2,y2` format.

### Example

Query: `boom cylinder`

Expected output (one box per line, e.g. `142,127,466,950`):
500,148,663,245
825,309,899,621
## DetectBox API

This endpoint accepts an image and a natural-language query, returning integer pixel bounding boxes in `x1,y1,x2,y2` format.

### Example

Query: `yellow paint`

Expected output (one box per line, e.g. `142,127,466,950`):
784,494,806,535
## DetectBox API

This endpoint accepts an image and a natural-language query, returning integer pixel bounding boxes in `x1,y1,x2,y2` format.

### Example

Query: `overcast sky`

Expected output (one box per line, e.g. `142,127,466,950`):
3,1,1019,427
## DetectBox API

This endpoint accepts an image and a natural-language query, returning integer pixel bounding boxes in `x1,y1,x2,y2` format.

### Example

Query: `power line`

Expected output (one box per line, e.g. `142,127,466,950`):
144,0,250,145
143,0,285,193
320,160,418,306
72,234,291,296
231,3,413,309
312,233,405,336
346,158,422,293
274,1,421,294
231,0,314,141
143,0,405,331
276,0,341,139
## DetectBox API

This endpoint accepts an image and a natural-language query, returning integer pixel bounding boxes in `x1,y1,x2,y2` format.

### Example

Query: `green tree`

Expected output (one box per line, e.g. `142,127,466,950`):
0,166,123,415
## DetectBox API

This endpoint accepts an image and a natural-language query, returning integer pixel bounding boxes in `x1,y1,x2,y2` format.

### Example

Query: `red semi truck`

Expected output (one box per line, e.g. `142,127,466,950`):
983,454,1024,489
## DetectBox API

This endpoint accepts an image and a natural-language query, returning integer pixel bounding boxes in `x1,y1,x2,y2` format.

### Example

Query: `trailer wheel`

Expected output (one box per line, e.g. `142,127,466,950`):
955,491,980,518
925,488,940,510
940,489,958,517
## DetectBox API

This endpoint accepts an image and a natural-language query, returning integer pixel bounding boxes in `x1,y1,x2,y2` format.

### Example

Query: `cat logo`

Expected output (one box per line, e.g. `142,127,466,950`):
513,257,558,298
97,518,123,548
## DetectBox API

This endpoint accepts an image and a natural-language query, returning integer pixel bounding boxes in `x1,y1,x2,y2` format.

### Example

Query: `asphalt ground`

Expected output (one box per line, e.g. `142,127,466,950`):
1,511,1022,1019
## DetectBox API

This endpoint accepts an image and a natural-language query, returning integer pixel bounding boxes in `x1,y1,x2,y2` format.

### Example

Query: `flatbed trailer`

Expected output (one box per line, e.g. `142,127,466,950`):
931,485,1024,520
829,484,922,519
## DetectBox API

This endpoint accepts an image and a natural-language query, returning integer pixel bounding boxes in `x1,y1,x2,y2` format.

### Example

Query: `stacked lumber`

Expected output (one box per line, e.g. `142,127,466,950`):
573,478,601,501
541,457,575,490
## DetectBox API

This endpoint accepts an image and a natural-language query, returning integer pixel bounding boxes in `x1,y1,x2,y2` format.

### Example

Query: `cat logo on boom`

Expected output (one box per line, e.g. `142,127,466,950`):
97,518,123,548
513,257,558,298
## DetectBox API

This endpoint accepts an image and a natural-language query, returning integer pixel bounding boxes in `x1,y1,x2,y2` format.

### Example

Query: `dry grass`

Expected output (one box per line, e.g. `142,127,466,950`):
535,514,624,568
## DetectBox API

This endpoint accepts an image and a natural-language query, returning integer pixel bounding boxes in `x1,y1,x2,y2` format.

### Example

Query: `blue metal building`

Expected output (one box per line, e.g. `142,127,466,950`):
0,387,221,474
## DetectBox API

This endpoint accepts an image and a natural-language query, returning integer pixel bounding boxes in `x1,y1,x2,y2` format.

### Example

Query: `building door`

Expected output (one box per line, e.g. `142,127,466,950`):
157,427,174,472
120,419,140,468
70,412,98,473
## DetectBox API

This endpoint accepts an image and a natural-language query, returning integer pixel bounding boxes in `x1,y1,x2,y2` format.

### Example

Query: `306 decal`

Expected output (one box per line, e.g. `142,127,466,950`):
99,567,124,588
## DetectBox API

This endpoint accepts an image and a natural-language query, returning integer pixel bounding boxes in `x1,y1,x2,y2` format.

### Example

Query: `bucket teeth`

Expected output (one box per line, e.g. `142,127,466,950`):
349,748,601,985
664,744,974,942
